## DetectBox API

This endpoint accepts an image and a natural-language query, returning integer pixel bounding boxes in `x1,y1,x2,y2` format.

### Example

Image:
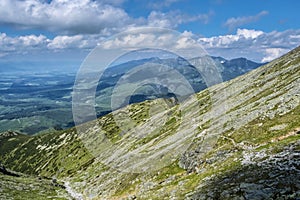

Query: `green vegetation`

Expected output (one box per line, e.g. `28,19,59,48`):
0,46,299,199
0,129,94,179
0,173,69,200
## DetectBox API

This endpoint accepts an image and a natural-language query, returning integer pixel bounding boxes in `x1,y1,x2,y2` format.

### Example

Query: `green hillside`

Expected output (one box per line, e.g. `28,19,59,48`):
1,46,300,199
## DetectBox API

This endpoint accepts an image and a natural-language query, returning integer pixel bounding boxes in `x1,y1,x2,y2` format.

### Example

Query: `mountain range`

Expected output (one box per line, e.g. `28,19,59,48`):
0,56,263,135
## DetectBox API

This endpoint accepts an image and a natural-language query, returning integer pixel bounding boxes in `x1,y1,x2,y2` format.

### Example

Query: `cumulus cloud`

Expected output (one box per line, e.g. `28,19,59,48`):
99,28,203,54
224,11,268,31
0,33,48,54
199,29,264,48
48,35,91,49
0,32,99,56
101,29,176,49
0,0,135,35
236,28,264,39
0,0,214,35
261,48,289,62
0,27,299,62
198,29,300,62
19,35,48,46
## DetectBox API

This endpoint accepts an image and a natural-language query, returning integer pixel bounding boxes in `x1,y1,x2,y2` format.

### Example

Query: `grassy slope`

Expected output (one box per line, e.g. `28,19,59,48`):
0,173,70,200
0,46,299,199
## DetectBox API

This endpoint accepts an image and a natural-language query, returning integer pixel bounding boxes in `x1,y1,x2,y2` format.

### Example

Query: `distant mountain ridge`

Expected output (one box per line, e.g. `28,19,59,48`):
104,55,264,82
95,55,264,110
0,55,265,135
220,57,267,80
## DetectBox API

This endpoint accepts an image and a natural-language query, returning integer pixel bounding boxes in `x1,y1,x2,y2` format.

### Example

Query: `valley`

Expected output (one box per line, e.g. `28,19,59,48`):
0,57,262,135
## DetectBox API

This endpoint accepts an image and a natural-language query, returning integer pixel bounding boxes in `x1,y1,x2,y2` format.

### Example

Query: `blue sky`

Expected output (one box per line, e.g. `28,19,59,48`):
122,0,300,36
0,0,300,72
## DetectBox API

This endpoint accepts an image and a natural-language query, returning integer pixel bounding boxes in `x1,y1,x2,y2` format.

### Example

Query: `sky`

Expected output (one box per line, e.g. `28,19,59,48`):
1,0,300,72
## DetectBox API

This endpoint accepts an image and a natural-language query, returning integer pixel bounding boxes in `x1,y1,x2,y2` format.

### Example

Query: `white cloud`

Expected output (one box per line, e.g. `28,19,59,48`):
100,28,299,62
198,29,300,62
0,28,299,62
0,32,99,56
19,35,48,46
198,28,261,48
175,34,198,49
199,29,264,48
224,11,268,31
0,33,48,54
147,12,174,28
101,30,175,49
99,28,202,54
237,29,264,39
262,48,288,62
0,0,133,34
0,0,213,35
48,35,84,49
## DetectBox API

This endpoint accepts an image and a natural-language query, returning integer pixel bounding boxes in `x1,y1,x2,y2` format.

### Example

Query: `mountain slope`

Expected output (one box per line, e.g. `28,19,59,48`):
0,46,299,199
0,161,70,200
0,56,262,135
220,57,265,81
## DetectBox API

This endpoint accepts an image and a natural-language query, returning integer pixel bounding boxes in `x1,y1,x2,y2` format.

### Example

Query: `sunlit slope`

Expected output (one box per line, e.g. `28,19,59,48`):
0,46,299,199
